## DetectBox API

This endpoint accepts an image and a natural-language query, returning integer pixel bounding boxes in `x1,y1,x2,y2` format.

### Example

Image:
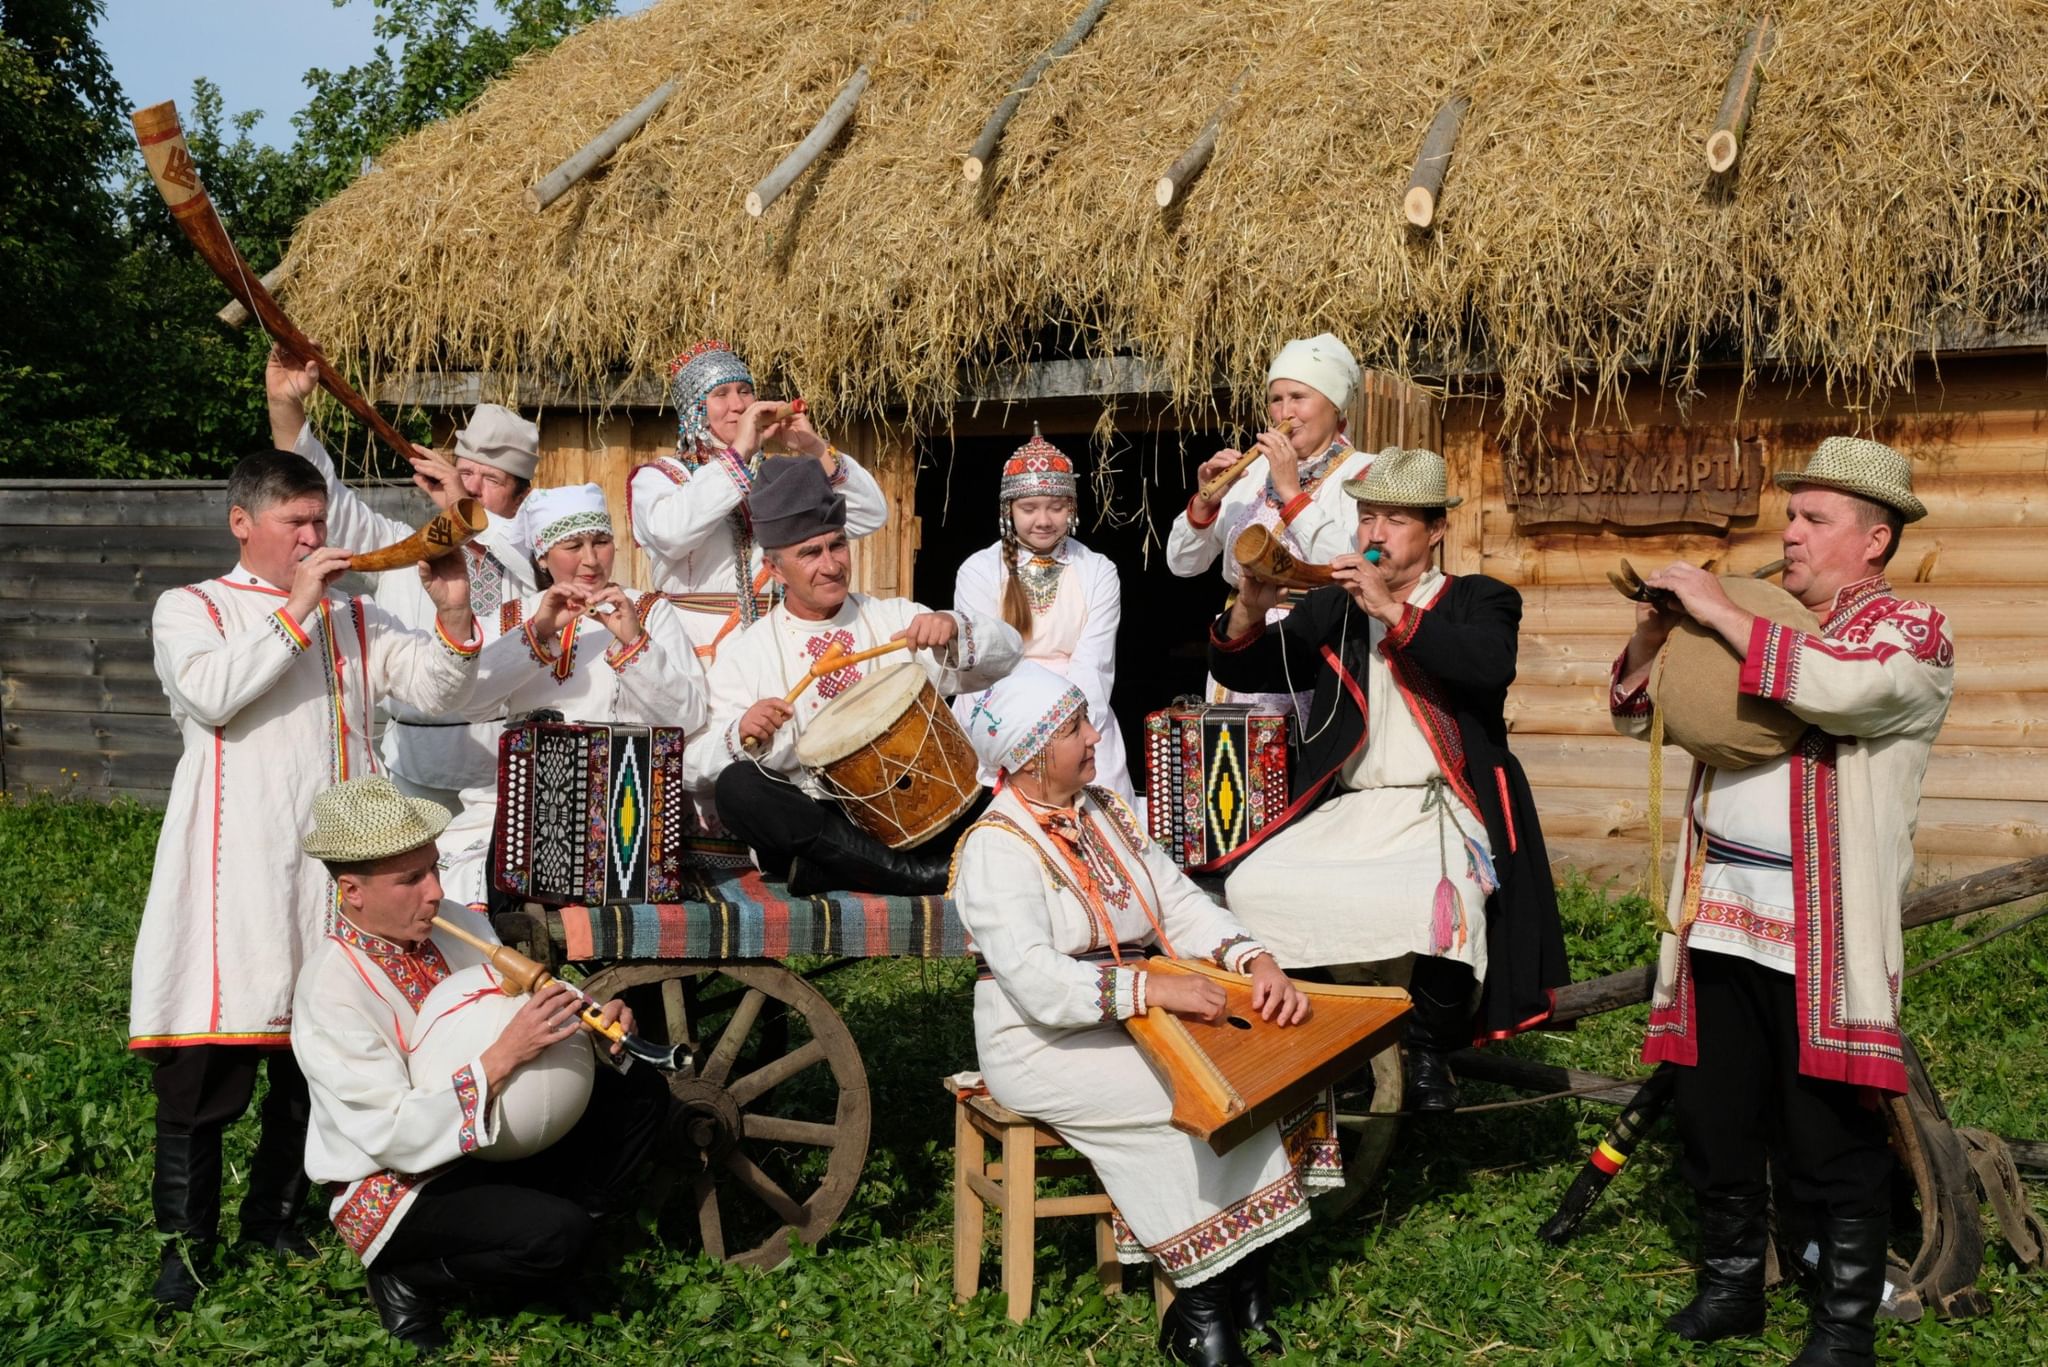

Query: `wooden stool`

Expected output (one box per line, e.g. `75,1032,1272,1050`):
947,1080,1173,1323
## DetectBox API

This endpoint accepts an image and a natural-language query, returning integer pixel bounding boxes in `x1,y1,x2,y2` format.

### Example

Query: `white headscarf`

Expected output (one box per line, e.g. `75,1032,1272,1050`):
1266,332,1361,412
520,483,612,554
960,662,1087,777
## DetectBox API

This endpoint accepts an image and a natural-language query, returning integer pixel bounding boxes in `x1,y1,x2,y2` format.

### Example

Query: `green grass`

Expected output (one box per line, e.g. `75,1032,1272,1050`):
1,796,2043,1364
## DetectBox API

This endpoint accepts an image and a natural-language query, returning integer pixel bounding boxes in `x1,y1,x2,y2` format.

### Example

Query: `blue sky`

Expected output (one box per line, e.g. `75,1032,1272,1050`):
97,1,655,151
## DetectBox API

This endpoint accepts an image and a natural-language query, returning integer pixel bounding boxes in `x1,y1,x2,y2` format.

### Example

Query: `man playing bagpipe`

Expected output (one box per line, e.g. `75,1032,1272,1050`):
687,456,1022,894
131,449,483,1308
1610,439,1954,1367
1206,448,1568,1110
293,776,668,1349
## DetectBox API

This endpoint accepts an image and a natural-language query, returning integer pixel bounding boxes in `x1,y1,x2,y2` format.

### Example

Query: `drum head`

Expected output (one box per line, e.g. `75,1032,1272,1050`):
796,663,933,766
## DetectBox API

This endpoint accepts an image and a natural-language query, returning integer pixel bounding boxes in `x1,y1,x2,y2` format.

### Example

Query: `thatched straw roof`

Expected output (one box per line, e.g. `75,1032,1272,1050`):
281,0,2048,432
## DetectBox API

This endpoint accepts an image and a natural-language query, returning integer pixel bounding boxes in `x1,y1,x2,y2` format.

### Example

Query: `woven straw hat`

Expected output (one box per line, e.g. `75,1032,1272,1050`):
1773,436,1926,521
1342,446,1463,509
302,775,451,863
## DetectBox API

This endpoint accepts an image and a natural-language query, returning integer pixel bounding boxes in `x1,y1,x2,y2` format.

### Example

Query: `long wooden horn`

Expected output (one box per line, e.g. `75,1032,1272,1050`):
1232,524,1337,591
349,497,488,572
129,100,418,463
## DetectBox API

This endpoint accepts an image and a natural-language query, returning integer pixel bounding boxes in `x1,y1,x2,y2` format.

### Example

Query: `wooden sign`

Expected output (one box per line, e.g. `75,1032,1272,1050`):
1503,425,1768,529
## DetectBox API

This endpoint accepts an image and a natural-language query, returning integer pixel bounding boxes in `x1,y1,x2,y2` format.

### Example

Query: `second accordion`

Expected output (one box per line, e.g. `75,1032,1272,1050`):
493,718,692,905
1144,701,1291,873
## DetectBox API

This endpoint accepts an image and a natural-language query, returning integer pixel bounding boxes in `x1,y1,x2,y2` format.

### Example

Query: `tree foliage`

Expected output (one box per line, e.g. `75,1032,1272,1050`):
0,0,612,479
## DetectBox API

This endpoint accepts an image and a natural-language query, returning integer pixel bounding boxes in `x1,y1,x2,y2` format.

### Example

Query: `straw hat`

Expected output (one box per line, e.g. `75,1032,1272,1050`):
1773,436,1926,521
1342,446,1463,509
301,775,451,863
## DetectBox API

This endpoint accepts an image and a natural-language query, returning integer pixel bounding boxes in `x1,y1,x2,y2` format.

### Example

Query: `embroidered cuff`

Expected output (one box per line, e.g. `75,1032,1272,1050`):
453,1063,484,1154
604,632,650,672
824,447,849,486
435,617,482,659
1383,603,1424,650
1095,964,1144,1022
498,599,524,636
1210,613,1264,653
1277,491,1312,525
1740,616,1804,701
722,719,749,762
522,619,560,667
713,448,753,496
1185,494,1220,530
1609,653,1652,716
1132,969,1149,1017
1213,933,1266,974
269,608,311,654
948,611,977,669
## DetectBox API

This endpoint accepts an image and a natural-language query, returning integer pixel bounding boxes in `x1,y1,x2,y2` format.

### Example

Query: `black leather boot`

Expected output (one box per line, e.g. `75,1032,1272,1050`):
1789,1212,1888,1366
1158,1275,1253,1367
1402,957,1473,1112
1665,1191,1769,1342
787,809,950,897
1402,1045,1460,1113
150,1126,222,1310
1229,1246,1283,1357
238,1107,315,1256
367,1258,458,1350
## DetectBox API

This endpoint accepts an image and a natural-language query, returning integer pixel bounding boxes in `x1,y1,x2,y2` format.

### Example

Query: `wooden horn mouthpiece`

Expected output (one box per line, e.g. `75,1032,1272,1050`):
349,497,488,573
1232,524,1337,591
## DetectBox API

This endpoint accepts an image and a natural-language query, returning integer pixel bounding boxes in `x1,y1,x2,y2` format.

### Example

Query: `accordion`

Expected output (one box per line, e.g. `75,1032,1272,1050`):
1144,701,1291,872
493,719,693,905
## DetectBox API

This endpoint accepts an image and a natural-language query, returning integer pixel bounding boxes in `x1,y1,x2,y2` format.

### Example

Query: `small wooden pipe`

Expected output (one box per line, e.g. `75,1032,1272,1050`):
1197,418,1300,504
349,497,487,572
759,398,807,423
1233,524,1338,591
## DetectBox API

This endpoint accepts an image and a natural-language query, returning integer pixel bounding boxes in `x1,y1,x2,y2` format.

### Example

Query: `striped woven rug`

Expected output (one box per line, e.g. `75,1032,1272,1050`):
548,870,967,961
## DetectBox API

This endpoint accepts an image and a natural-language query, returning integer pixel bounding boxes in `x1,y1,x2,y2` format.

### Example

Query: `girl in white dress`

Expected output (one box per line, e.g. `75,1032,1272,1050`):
951,427,1134,804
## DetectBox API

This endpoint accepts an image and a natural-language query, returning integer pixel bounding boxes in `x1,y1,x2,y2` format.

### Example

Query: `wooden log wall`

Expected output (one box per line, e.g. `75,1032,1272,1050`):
1439,354,2048,887
0,479,429,803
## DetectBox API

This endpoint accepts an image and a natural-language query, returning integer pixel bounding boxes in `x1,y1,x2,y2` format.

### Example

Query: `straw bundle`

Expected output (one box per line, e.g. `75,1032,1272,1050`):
279,0,2048,437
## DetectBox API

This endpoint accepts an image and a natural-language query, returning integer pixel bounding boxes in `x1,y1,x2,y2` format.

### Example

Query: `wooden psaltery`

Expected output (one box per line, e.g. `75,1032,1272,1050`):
1126,959,1410,1154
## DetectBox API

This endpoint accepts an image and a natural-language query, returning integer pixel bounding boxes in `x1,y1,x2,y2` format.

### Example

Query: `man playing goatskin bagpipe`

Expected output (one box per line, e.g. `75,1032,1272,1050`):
1207,447,1568,1110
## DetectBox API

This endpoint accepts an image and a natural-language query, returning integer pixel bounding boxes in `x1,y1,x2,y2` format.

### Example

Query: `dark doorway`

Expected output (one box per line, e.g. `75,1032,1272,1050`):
912,417,1243,759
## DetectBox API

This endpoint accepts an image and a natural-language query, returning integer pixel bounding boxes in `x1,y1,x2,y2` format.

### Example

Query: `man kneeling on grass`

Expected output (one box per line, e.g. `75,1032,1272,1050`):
292,776,669,1348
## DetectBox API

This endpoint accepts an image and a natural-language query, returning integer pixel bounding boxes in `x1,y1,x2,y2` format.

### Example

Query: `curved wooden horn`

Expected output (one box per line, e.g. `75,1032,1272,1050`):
349,498,488,572
1232,524,1336,591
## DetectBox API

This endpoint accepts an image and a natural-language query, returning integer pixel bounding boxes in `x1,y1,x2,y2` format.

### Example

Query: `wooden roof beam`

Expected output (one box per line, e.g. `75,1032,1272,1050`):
1705,15,1776,175
527,76,678,212
962,0,1113,184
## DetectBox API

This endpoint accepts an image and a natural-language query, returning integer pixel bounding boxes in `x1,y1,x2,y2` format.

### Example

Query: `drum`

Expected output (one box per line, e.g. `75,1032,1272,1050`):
408,964,594,1162
1144,700,1291,871
1651,576,1822,770
794,663,981,849
492,719,695,905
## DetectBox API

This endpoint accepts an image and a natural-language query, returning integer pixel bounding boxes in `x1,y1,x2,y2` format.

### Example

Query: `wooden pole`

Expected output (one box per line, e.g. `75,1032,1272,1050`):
747,66,873,218
1704,15,1776,175
217,262,288,328
527,77,678,212
1403,93,1470,229
1154,69,1246,209
962,0,1113,183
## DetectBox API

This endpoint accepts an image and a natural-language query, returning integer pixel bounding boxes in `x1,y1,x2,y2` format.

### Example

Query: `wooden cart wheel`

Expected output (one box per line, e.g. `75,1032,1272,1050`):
1312,1043,1405,1219
582,961,871,1270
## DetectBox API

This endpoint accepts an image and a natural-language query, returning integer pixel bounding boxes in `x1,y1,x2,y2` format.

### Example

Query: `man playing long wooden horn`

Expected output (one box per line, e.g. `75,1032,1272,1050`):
684,457,1022,894
268,347,542,814
1610,438,1954,1367
1205,448,1568,1111
130,450,481,1309
291,776,666,1350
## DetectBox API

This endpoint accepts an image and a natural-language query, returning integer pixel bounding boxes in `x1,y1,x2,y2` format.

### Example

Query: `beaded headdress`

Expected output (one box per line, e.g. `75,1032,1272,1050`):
667,340,754,453
999,424,1077,506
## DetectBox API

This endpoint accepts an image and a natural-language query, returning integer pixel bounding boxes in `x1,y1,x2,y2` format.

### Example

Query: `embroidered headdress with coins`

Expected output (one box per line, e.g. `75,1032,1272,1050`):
996,426,1080,631
667,340,754,457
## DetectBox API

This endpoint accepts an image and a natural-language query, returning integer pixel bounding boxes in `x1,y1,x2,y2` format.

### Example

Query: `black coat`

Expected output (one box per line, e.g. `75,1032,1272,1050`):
1207,574,1568,1040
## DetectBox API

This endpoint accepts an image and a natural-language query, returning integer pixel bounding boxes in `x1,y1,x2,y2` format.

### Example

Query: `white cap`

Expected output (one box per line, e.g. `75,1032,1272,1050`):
1266,333,1361,412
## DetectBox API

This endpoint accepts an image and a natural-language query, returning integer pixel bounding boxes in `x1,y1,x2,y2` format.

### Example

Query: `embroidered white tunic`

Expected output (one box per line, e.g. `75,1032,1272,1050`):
129,569,481,1048
685,594,1022,795
1222,570,1493,975
950,536,1134,803
436,589,711,905
291,904,502,1264
952,785,1338,1285
627,450,890,659
295,423,537,793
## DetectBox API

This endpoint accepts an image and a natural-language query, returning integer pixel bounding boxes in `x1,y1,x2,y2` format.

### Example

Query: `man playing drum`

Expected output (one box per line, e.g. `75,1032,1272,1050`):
267,347,541,814
293,777,667,1350
1610,439,1954,1367
688,457,1022,894
131,451,481,1309
1206,448,1567,1112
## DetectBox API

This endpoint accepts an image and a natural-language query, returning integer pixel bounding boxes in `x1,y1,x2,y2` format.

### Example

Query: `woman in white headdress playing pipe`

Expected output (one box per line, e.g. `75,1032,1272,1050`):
1166,333,1374,713
949,663,1335,1365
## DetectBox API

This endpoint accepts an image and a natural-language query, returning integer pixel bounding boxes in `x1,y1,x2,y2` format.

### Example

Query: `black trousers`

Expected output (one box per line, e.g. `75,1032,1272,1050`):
714,761,988,878
372,1059,668,1288
150,1043,309,1140
1674,952,1893,1218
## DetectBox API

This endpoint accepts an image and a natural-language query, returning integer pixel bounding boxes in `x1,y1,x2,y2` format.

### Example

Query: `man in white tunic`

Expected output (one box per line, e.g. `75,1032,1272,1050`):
131,451,481,1308
1210,450,1567,1113
267,347,541,811
952,427,1134,804
950,664,1329,1365
688,457,1021,894
292,777,664,1349
1611,439,1954,1367
437,484,709,905
630,340,889,662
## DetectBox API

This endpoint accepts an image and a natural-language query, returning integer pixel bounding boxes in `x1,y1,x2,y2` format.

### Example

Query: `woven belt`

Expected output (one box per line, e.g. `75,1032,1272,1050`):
974,943,1150,982
663,592,779,615
1702,833,1795,871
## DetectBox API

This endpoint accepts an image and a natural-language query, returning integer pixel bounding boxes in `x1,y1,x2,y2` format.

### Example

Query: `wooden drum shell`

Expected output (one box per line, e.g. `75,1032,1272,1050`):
796,664,981,850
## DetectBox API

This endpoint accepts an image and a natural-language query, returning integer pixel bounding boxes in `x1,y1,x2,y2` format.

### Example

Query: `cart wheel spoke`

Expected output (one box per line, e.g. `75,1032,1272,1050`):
693,1170,726,1262
700,987,767,1086
727,1037,827,1109
740,1114,840,1147
723,1148,809,1227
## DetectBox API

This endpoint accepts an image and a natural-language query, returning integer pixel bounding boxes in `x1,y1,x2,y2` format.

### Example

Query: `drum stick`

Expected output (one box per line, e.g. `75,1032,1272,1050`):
1197,418,1300,504
741,637,915,754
